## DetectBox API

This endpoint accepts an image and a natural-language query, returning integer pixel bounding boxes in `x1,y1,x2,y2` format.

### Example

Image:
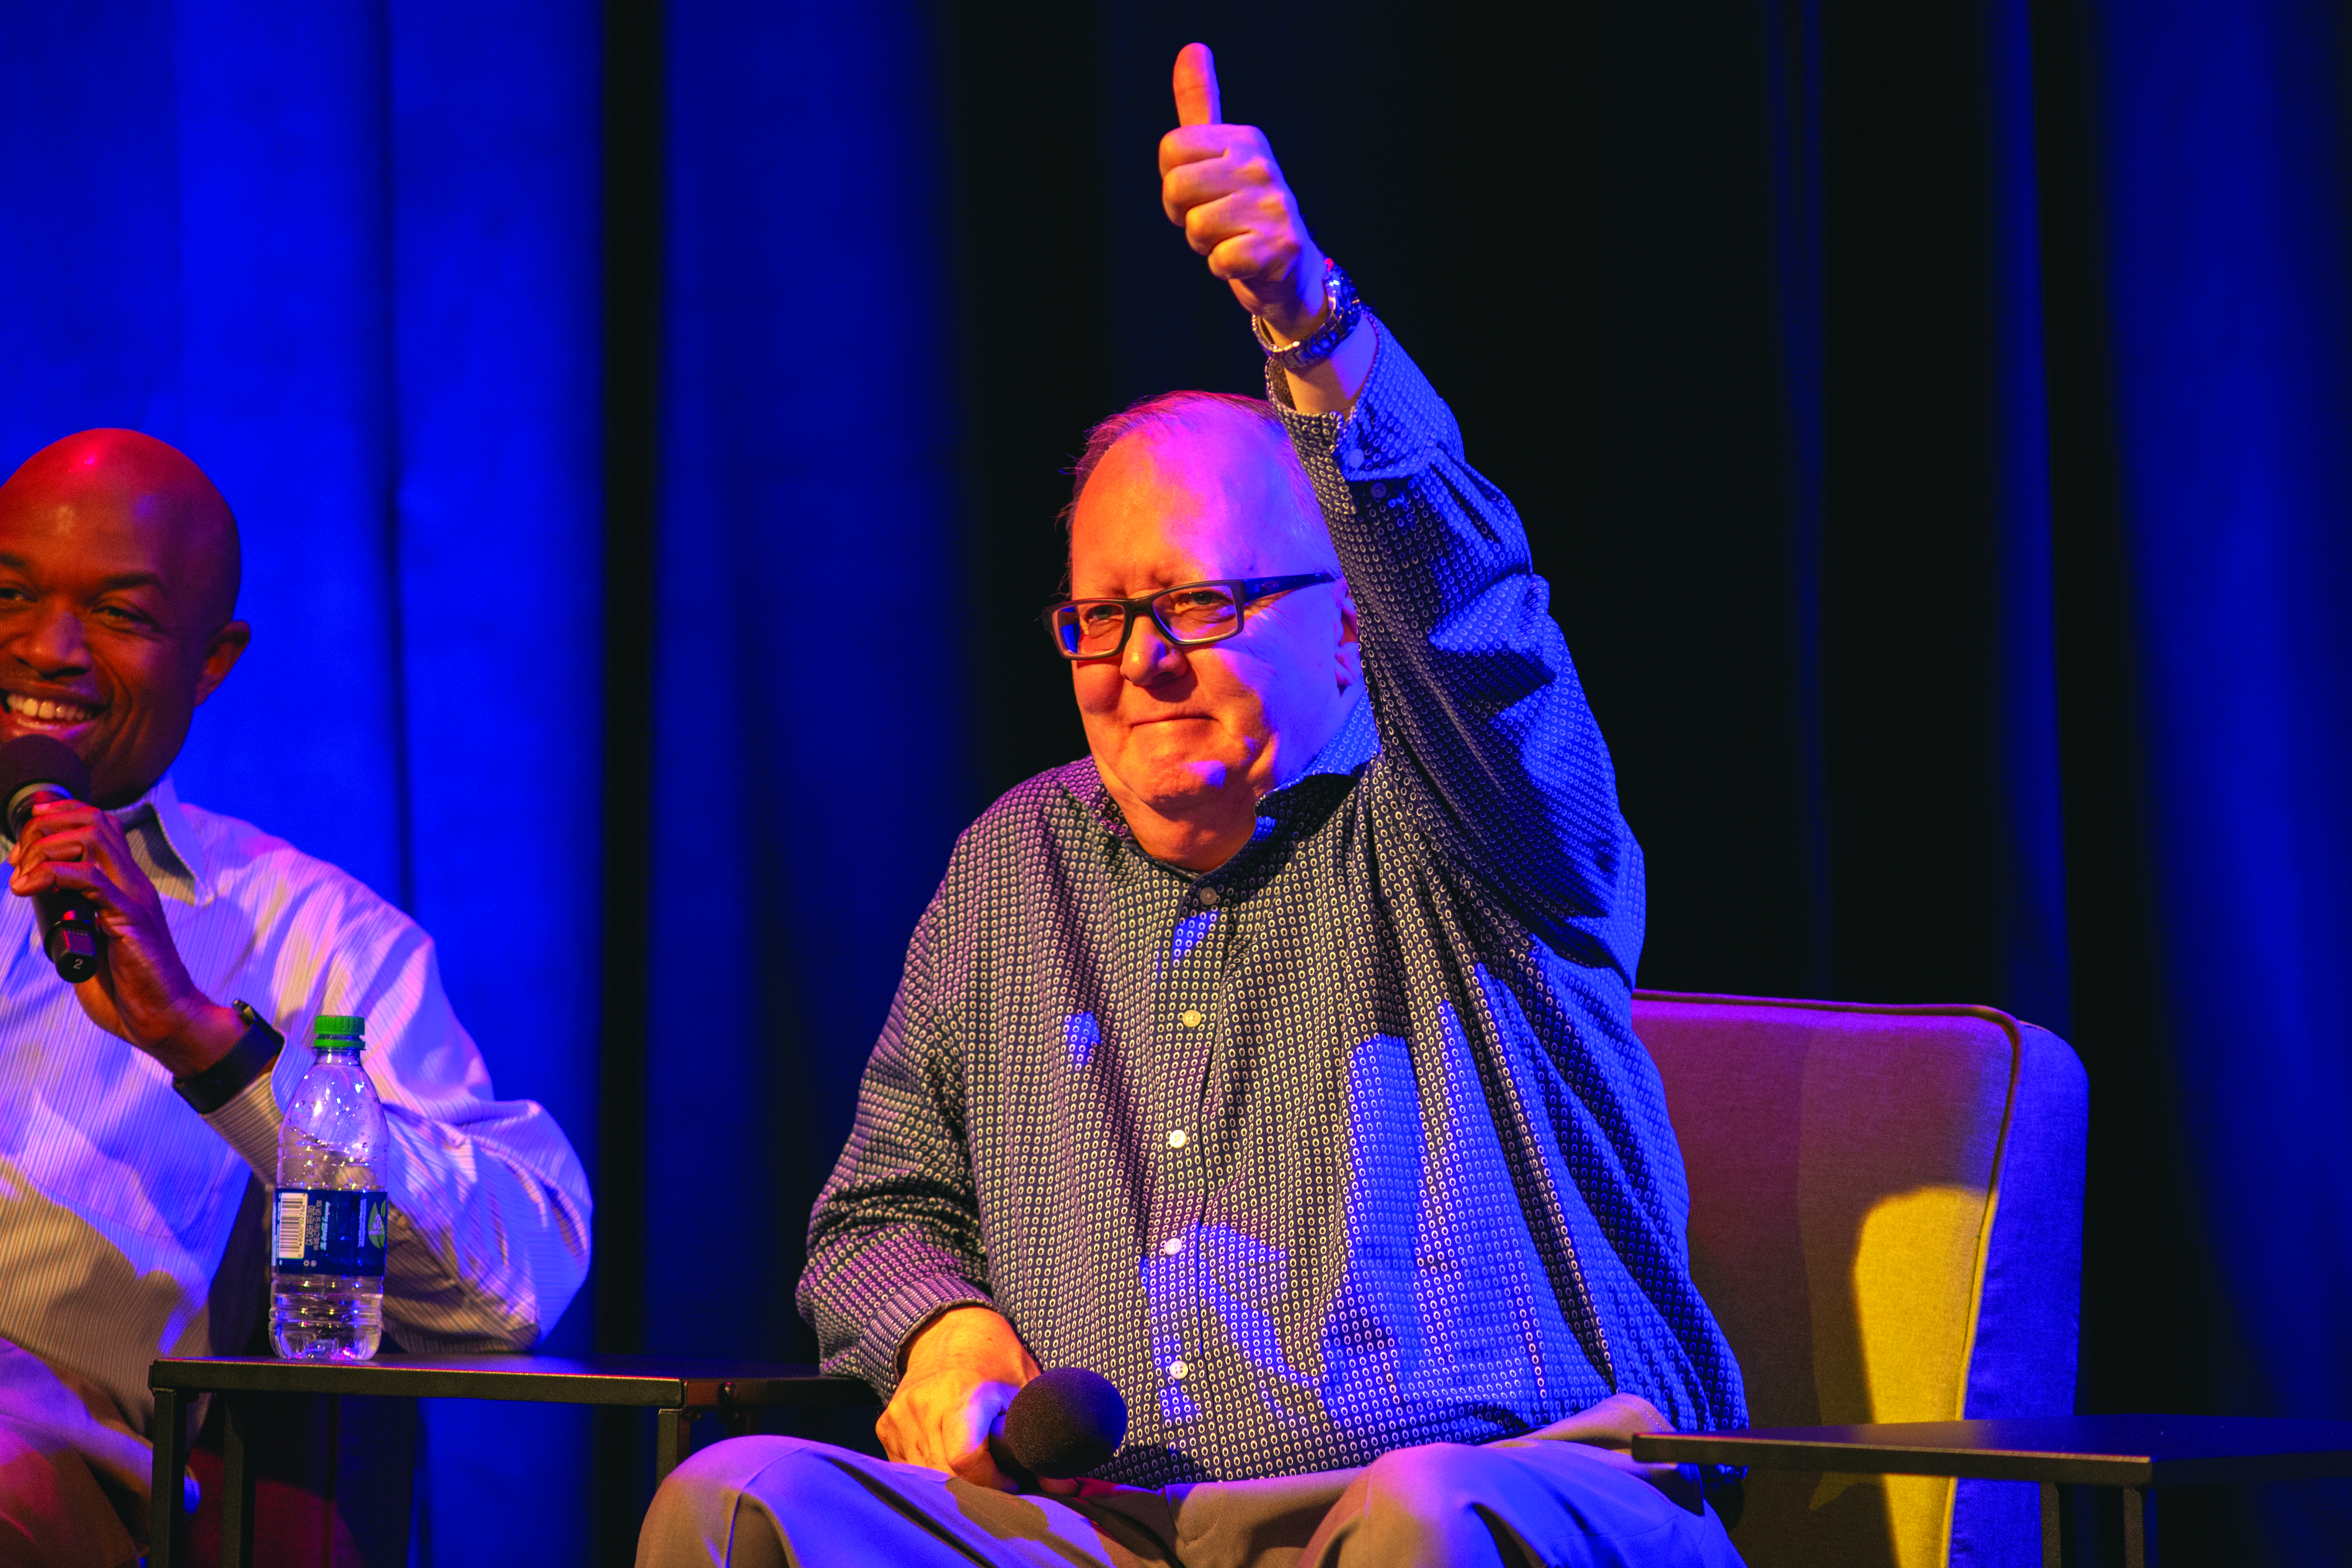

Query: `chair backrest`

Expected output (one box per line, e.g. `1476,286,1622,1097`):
1632,992,2088,1568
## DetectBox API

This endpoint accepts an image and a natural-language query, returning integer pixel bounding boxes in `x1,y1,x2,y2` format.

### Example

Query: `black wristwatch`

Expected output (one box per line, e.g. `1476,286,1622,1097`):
173,1000,286,1114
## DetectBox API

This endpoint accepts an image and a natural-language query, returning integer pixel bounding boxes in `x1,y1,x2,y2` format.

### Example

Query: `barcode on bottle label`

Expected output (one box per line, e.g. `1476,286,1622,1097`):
271,1188,388,1276
274,1190,309,1261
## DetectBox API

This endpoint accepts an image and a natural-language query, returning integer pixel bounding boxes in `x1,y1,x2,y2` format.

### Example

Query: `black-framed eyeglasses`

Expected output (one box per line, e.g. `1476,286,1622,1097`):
1043,573,1336,660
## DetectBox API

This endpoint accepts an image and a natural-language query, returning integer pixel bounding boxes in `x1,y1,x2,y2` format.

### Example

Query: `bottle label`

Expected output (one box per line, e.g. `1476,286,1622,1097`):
272,1188,390,1276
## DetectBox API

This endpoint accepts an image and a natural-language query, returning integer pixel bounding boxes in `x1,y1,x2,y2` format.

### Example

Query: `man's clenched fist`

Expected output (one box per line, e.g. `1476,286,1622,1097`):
1158,43,1329,343
1158,43,1374,412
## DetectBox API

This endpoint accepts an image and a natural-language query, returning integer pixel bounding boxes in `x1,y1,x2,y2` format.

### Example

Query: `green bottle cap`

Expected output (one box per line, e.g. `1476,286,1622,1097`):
314,1014,366,1042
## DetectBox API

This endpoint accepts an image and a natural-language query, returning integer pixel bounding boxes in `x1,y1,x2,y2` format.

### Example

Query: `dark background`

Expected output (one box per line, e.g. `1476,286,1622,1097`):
7,0,2352,1562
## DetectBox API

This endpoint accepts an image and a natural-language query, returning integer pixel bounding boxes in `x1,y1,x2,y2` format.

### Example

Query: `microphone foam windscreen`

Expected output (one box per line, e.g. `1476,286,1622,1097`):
0,735,90,827
1003,1367,1128,1480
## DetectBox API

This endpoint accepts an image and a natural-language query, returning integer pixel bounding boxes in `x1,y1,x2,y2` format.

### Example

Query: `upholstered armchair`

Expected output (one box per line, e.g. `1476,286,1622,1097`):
1634,991,2089,1568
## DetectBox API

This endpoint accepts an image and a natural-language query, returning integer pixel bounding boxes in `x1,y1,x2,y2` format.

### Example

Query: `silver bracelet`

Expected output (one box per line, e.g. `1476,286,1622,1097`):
1253,258,1362,373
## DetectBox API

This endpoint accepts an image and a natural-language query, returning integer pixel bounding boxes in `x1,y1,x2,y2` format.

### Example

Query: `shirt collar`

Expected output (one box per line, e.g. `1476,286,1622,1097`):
112,774,209,907
1280,687,1377,786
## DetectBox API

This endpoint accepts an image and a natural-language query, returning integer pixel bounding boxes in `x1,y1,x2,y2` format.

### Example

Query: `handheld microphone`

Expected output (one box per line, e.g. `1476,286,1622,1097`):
0,735,105,983
989,1367,1129,1486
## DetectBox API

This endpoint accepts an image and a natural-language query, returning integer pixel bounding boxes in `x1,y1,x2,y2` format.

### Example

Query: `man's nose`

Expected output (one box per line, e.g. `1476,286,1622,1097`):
1121,616,1188,685
16,605,92,676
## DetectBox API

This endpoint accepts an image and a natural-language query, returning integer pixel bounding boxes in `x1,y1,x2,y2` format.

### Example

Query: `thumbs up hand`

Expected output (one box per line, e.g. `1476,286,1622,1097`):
1158,43,1330,344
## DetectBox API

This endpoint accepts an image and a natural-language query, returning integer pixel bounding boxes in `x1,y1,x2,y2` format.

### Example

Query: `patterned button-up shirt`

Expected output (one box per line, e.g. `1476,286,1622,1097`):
801,325,1745,1485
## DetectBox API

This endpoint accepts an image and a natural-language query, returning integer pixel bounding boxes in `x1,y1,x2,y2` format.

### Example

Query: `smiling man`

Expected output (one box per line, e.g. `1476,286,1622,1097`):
0,429,591,1565
639,43,1745,1568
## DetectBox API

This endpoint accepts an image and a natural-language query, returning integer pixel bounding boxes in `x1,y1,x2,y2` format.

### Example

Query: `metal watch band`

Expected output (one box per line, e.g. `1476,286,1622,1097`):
1253,256,1363,374
172,1000,286,1115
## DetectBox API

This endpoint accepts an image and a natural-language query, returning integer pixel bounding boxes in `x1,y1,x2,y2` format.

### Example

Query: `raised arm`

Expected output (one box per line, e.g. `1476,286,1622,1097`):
1157,46,1641,976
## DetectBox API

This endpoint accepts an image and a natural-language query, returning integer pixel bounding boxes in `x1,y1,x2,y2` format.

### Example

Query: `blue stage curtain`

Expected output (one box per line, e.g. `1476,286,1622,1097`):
643,0,963,1365
0,1,604,1559
2089,0,2352,1554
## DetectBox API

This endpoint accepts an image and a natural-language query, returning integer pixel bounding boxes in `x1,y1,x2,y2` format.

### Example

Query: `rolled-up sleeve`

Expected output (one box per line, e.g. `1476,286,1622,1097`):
207,892,592,1354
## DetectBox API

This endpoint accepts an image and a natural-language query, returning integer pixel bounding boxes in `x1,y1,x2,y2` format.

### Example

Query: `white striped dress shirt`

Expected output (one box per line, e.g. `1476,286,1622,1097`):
0,773,592,1494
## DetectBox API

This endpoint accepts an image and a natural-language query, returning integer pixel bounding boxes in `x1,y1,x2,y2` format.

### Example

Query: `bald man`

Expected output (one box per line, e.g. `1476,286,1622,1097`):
637,45,1743,1568
0,430,592,1564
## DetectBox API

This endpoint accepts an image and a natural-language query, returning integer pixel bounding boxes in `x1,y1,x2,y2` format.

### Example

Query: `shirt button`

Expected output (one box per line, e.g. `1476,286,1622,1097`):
1167,1359,1189,1380
1196,887,1220,908
1166,1129,1188,1149
1180,1009,1204,1029
1161,1236,1184,1255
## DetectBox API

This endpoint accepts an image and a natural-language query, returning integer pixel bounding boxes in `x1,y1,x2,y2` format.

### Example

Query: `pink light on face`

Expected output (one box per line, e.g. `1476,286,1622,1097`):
1064,419,1356,873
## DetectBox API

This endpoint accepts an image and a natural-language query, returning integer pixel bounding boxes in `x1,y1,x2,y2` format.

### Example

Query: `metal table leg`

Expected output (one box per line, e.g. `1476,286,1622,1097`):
221,1393,259,1568
2042,1479,2158,1568
2123,1484,2157,1568
656,1406,697,1485
657,1381,764,1488
149,1386,189,1568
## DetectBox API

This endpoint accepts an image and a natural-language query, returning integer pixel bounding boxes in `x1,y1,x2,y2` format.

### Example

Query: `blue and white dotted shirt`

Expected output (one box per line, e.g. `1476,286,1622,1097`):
801,324,1746,1485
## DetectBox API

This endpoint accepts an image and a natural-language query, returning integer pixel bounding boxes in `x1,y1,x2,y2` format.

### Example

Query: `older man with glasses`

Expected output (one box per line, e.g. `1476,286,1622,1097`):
638,42,1747,1568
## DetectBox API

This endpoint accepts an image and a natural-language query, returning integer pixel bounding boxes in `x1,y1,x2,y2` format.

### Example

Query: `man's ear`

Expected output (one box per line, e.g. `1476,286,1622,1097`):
194,620,252,706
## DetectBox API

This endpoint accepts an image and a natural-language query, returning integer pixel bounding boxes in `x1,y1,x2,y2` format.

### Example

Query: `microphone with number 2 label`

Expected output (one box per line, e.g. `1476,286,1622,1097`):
0,735,105,983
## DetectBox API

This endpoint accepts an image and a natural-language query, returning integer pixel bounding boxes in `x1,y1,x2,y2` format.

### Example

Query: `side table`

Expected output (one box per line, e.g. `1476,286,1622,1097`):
1632,1414,2352,1568
149,1354,873,1568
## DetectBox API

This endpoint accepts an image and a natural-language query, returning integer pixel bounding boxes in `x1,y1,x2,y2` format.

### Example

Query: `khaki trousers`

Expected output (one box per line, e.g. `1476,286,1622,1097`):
0,1343,158,1568
636,1434,1745,1568
0,1416,140,1568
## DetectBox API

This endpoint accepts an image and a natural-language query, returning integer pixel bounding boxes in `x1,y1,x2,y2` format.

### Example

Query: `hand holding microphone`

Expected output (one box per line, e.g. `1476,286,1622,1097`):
0,735,104,981
0,734,246,1076
988,1367,1128,1490
879,1306,1127,1494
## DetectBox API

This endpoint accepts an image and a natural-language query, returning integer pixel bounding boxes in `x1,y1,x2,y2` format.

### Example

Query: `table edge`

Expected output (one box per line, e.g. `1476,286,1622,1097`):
1633,1433,2352,1488
149,1358,873,1410
1633,1433,2154,1485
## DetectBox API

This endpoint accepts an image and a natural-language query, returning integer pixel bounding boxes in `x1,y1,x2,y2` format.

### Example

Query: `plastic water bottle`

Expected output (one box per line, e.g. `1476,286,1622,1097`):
270,1014,390,1360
